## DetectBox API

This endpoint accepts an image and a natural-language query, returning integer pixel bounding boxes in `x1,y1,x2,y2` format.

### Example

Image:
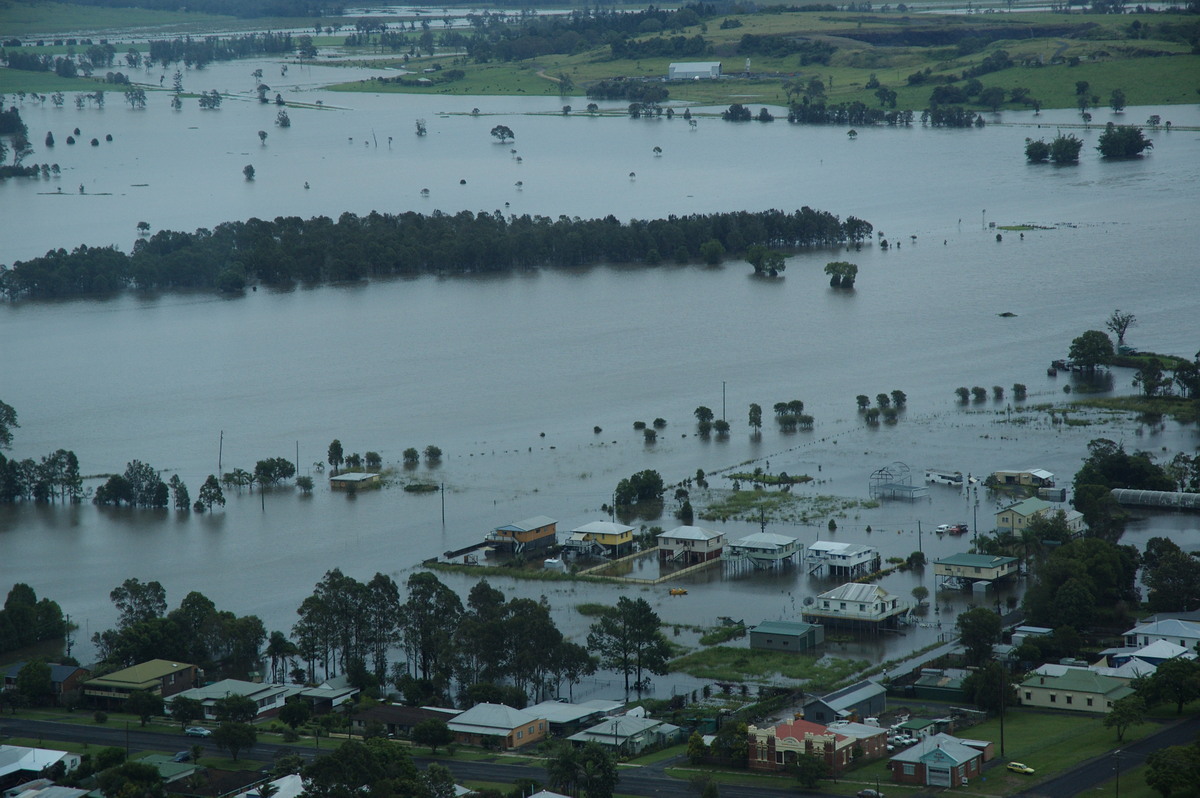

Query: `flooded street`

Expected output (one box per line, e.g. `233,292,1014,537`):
2,57,1199,686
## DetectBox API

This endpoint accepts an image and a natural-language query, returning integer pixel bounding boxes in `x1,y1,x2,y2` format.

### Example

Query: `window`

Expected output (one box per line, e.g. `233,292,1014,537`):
1065,696,1072,705
1050,694,1056,703
775,752,784,764
903,764,916,775
1025,692,1031,700
1087,698,1094,707
516,731,523,739
529,725,535,734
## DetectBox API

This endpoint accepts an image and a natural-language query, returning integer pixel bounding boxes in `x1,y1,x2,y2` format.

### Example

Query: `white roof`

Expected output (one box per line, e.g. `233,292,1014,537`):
730,532,799,549
817,583,894,603
567,715,674,744
525,700,605,725
171,678,286,702
512,515,556,530
329,472,378,482
0,747,79,781
573,521,634,536
661,525,723,542
809,541,874,556
233,775,304,798
1126,618,1200,638
1133,640,1194,660
1028,469,1054,479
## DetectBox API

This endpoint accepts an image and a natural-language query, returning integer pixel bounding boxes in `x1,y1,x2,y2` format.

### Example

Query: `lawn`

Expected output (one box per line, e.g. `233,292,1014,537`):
840,708,1162,797
668,646,868,687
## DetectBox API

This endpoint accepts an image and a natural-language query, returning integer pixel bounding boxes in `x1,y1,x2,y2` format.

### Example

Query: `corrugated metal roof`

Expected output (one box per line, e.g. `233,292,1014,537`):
817,583,890,603
662,525,722,542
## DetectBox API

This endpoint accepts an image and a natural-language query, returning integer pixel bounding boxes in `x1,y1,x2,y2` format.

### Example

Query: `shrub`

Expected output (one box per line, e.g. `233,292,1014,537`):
94,711,108,724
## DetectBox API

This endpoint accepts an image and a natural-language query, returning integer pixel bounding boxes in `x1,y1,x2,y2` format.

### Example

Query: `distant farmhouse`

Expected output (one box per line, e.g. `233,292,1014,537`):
668,62,721,80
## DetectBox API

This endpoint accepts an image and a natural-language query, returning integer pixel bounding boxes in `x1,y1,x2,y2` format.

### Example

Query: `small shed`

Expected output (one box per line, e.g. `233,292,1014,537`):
749,620,824,653
668,61,721,80
330,472,381,490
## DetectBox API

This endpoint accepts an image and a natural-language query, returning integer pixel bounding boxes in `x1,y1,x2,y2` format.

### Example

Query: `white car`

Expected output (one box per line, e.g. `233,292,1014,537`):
184,726,211,737
935,524,954,533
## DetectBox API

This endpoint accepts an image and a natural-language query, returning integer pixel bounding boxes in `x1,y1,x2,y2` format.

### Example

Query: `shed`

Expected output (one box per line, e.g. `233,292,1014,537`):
668,61,721,80
330,472,381,490
749,620,824,653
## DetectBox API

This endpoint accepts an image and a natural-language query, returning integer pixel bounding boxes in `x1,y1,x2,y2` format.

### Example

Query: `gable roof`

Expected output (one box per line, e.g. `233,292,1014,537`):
808,541,874,556
890,733,980,765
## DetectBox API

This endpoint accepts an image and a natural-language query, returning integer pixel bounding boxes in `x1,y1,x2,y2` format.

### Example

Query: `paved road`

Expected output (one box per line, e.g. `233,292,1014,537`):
0,717,835,798
1017,713,1200,798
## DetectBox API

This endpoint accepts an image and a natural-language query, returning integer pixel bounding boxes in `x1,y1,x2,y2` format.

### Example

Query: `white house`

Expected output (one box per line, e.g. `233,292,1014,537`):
657,525,724,565
802,583,909,630
1124,618,1200,650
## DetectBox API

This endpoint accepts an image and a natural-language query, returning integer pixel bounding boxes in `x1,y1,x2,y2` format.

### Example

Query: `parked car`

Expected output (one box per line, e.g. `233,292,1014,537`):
935,524,953,533
1007,762,1035,774
857,790,885,798
172,751,191,762
184,726,211,737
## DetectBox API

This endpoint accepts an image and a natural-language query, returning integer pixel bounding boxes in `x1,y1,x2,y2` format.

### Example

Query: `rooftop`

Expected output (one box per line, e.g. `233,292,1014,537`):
448,702,541,733
1001,497,1052,516
935,553,1018,568
572,521,634,536
660,525,723,542
816,583,894,603
85,659,192,689
890,733,980,765
752,620,820,637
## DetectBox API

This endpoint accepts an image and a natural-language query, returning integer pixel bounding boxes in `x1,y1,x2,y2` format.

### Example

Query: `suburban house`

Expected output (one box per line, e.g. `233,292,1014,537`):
801,680,886,724
524,700,615,736
0,747,81,792
2,663,90,706
1019,666,1134,713
995,497,1053,533
82,659,197,708
990,468,1055,488
888,733,984,788
725,532,803,568
748,620,824,654
656,525,725,565
564,521,635,558
567,715,682,754
446,703,547,750
485,515,557,554
166,678,357,720
348,704,449,737
801,584,909,631
1104,640,1194,669
329,472,381,490
166,679,294,720
1125,617,1200,650
667,61,721,80
933,553,1019,589
806,541,880,579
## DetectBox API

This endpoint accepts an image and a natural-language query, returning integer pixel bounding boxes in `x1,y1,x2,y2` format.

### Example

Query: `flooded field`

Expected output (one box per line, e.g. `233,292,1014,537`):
2,51,1199,690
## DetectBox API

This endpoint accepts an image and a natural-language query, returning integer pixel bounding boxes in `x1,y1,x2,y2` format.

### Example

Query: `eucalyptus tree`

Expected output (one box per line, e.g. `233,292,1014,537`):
401,573,462,688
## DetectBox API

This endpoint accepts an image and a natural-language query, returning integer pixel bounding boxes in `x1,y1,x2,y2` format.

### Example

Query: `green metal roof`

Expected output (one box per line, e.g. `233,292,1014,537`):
752,621,819,637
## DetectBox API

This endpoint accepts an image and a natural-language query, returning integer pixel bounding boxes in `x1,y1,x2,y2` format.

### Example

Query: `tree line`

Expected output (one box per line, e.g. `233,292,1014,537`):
0,208,874,301
145,33,297,68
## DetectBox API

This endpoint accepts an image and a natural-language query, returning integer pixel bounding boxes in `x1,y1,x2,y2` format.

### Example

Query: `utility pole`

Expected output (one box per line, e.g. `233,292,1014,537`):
722,381,726,422
440,483,445,525
917,520,923,553
218,430,223,473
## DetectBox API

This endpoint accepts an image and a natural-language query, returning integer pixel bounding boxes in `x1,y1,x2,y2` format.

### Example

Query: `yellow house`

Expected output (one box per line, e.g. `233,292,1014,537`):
486,515,557,554
995,497,1052,532
1020,666,1133,714
570,521,635,557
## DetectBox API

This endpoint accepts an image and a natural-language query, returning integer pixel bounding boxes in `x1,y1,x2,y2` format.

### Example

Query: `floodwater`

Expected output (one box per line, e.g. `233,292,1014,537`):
2,54,1199,693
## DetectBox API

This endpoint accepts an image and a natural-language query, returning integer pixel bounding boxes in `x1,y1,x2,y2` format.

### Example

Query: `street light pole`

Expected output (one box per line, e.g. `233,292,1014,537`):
1114,749,1121,797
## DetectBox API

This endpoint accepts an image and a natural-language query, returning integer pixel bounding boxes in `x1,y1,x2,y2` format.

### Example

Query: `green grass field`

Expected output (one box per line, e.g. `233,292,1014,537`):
668,646,868,686
0,2,318,37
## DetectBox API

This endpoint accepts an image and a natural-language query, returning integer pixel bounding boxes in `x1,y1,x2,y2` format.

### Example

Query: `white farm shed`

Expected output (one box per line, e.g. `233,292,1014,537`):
668,61,721,80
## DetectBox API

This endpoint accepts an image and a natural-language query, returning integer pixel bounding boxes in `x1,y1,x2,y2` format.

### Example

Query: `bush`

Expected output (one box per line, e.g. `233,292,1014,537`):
94,711,108,724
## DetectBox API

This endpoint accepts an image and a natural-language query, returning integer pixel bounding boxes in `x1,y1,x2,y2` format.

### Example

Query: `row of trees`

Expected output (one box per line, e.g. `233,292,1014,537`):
90,578,266,676
1,208,873,300
1026,126,1151,164
290,572,602,707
